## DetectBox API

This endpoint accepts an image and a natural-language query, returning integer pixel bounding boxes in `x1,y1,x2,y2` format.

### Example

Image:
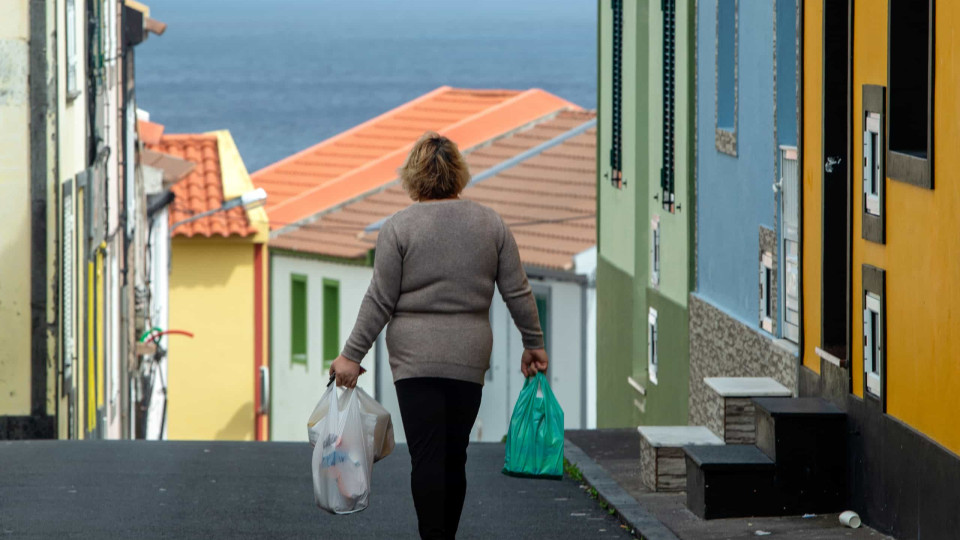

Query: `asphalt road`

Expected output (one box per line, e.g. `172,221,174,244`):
0,440,632,539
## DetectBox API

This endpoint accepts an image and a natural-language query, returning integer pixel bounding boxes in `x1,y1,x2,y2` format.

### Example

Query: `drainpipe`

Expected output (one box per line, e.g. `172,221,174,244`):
580,279,588,429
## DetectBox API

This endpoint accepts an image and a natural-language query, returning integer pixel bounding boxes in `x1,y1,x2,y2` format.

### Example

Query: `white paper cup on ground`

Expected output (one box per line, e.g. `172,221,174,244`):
839,510,861,528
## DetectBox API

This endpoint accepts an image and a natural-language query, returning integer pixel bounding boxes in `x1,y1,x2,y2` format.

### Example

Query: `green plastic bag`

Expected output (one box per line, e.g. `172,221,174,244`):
502,372,564,479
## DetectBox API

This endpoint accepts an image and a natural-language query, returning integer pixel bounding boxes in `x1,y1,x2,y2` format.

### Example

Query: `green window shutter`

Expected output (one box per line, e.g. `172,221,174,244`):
661,0,676,212
610,0,624,188
291,275,308,365
322,279,340,369
535,292,550,355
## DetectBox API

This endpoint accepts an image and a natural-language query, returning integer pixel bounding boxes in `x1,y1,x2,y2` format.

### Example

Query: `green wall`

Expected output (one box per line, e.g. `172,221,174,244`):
597,0,695,427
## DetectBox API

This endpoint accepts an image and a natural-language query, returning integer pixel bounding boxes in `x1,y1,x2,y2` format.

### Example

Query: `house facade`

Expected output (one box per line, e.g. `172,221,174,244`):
689,1,799,427
0,0,165,440
596,0,695,427
148,130,270,441
261,92,596,443
800,2,960,537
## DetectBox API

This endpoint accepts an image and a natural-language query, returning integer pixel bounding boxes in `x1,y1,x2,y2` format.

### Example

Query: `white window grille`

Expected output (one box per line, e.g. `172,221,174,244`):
759,251,774,333
863,112,882,216
863,292,883,398
647,308,658,385
651,218,661,287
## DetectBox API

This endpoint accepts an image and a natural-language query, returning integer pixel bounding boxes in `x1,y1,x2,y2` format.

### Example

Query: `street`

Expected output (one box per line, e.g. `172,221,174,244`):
0,441,631,539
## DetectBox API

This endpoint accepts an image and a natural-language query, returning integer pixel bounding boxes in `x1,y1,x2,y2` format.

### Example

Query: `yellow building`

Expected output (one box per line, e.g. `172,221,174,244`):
1,0,163,439
801,2,959,537
149,131,270,441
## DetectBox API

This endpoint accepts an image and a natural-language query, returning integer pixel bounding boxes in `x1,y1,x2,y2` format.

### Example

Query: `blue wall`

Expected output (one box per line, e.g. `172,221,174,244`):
776,0,797,147
696,0,779,324
716,0,737,130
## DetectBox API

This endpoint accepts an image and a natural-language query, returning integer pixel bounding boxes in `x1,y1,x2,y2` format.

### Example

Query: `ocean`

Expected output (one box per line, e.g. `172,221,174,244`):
135,0,597,172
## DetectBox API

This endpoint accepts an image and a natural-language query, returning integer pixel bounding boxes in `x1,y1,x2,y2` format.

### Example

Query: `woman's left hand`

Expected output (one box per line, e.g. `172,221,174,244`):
329,355,361,388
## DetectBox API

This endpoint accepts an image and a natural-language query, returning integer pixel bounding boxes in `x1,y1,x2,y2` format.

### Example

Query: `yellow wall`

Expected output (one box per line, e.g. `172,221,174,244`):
801,1,823,375
805,1,960,454
0,1,33,417
168,238,257,440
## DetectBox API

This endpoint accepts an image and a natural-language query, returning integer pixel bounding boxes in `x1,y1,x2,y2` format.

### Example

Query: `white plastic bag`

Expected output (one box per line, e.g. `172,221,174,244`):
309,386,377,514
308,386,395,462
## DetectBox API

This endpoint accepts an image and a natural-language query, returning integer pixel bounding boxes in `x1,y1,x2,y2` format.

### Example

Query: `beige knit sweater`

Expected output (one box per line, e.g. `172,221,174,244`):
341,199,544,385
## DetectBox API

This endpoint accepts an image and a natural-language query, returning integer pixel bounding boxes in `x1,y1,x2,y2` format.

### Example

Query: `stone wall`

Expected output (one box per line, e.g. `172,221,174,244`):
688,293,798,427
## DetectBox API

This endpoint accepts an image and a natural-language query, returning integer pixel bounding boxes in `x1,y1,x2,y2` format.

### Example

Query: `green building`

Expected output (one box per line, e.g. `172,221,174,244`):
596,0,694,427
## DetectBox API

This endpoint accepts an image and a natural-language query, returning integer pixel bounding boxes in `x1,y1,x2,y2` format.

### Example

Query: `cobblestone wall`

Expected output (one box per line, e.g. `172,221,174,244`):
688,293,798,428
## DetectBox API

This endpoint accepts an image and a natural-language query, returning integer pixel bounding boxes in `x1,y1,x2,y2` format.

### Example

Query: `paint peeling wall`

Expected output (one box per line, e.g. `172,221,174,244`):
0,3,33,417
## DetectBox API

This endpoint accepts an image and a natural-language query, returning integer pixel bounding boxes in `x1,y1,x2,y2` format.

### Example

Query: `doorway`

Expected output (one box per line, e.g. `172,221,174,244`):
819,0,852,363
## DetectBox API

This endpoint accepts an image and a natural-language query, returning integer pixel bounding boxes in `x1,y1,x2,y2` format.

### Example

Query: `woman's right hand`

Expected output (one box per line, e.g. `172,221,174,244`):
521,348,549,377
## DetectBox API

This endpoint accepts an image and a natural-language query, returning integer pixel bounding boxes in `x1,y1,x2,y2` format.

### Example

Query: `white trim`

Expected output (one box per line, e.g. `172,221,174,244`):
815,347,843,367
648,308,659,385
627,375,646,396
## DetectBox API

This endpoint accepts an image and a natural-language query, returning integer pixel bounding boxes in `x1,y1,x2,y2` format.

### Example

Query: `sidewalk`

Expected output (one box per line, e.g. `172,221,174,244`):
565,429,895,540
0,440,629,539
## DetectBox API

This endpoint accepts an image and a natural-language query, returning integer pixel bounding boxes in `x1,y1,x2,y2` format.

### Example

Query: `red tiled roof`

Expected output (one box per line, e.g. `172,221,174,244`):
271,110,597,271
147,134,258,238
253,86,579,229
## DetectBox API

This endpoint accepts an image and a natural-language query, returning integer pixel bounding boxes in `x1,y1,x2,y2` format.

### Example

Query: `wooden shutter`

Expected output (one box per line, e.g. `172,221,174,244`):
291,275,307,364
660,0,676,211
322,279,340,368
610,0,624,187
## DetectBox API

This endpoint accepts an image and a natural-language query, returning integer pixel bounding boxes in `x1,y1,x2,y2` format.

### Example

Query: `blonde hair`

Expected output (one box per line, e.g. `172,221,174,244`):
399,132,471,201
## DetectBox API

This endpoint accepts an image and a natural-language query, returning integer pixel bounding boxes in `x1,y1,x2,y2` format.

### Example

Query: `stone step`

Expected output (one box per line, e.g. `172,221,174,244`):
638,426,723,492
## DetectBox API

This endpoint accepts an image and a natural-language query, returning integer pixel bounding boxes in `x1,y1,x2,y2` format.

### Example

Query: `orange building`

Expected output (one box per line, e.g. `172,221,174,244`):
801,2,960,537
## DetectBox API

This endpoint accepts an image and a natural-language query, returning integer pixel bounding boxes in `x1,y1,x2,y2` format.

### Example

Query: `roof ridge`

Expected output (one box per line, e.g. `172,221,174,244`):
251,85,453,179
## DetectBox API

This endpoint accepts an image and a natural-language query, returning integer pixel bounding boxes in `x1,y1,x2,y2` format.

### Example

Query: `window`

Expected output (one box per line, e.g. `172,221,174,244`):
715,0,738,155
759,252,774,333
610,0,624,188
862,84,886,244
887,0,934,188
290,275,307,365
863,293,882,398
661,0,677,211
322,279,340,370
66,0,79,98
648,308,658,385
862,265,886,404
779,146,800,343
650,218,661,287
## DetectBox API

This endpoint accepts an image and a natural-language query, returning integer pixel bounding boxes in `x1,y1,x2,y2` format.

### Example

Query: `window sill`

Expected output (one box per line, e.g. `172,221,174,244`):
66,89,82,102
815,346,843,368
887,149,932,190
627,375,646,396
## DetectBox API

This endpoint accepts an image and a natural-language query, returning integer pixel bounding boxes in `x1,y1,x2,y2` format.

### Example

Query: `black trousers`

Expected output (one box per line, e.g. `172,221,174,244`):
395,377,482,540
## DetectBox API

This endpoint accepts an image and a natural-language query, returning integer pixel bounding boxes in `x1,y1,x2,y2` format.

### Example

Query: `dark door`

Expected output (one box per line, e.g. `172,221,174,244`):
820,0,852,363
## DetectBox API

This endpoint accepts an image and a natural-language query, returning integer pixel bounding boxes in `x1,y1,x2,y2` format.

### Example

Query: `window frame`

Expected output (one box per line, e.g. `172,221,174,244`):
861,265,886,408
886,0,935,189
290,274,308,365
760,251,774,333
715,0,738,156
65,0,80,99
647,307,659,385
651,218,661,287
661,0,677,210
862,85,886,243
610,0,625,188
322,278,340,370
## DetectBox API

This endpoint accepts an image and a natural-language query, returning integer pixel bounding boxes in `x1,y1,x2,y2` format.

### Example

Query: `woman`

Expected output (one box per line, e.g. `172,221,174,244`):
329,132,549,539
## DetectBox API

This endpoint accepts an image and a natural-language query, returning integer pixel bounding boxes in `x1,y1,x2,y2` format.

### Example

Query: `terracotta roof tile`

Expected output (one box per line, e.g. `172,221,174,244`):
253,86,579,228
271,110,597,272
147,134,258,238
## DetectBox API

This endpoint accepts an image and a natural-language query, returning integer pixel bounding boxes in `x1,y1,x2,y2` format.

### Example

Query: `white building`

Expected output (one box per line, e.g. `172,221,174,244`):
266,109,597,443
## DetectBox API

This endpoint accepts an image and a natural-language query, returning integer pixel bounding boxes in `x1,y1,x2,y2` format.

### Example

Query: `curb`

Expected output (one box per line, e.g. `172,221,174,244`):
564,438,679,540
